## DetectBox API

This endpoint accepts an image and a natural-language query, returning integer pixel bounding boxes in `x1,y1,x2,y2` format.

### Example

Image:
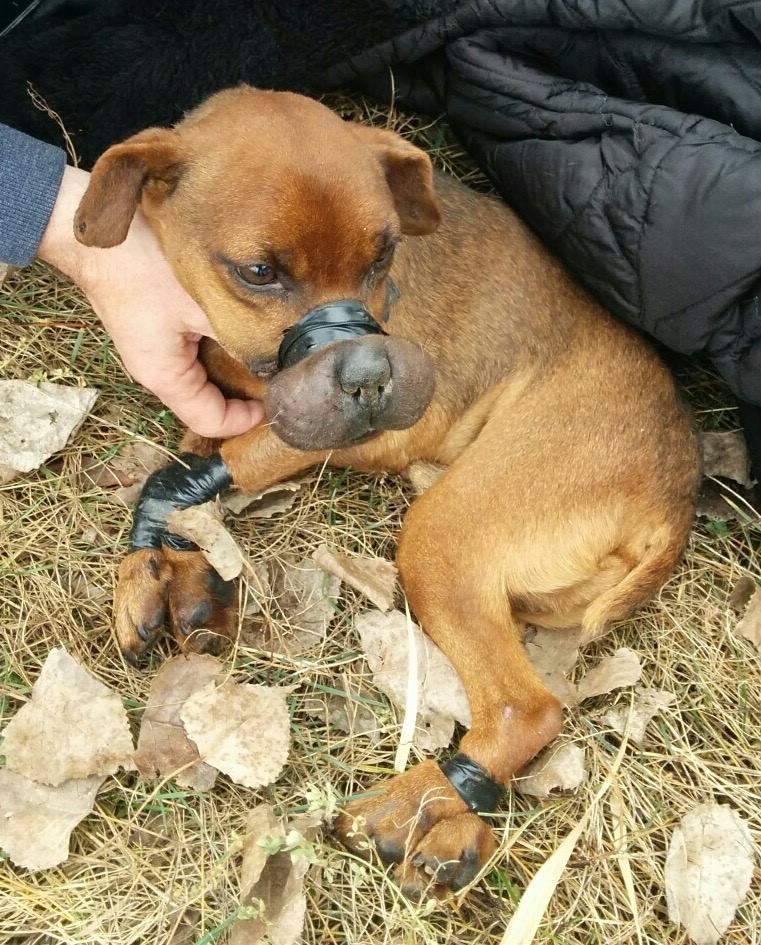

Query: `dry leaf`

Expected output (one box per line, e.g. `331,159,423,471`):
81,440,169,503
728,575,756,613
355,609,471,751
181,679,291,788
1,648,134,785
0,769,103,870
665,803,754,945
516,744,586,798
303,676,380,741
268,555,341,655
571,648,642,706
405,461,447,495
313,545,397,612
134,653,222,791
695,478,758,522
734,585,761,653
242,560,273,618
0,380,97,473
604,687,675,746
222,481,302,518
524,627,582,705
0,262,9,285
167,502,244,580
701,430,752,489
230,805,312,945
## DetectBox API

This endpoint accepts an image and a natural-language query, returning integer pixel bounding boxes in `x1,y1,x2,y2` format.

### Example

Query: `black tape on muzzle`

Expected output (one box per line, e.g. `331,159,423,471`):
277,299,386,370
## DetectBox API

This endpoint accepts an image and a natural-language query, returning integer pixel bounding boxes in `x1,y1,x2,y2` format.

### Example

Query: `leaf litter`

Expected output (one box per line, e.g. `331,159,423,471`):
665,803,755,945
1,647,134,785
355,608,471,751
167,502,245,580
0,769,104,870
516,743,586,798
181,678,293,789
230,804,321,945
312,544,398,612
221,480,303,518
134,653,222,791
0,379,97,475
604,687,676,746
732,581,761,654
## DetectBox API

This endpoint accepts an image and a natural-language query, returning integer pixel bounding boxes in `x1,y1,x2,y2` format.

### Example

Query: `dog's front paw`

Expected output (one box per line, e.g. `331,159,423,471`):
114,547,236,664
114,549,173,664
163,547,236,656
333,760,498,898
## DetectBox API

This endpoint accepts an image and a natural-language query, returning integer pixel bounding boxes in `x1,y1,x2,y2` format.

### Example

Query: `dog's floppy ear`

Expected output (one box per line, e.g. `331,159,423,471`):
352,125,441,236
74,129,187,248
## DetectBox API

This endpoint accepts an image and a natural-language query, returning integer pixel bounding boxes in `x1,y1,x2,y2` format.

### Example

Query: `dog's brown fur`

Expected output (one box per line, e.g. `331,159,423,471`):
75,88,700,898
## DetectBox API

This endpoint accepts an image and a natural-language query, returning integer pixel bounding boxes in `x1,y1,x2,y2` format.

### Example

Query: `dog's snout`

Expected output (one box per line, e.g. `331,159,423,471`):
338,344,392,411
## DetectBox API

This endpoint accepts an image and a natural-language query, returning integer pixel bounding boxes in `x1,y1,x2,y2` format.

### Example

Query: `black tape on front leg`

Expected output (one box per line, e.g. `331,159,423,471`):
440,753,504,815
129,452,232,552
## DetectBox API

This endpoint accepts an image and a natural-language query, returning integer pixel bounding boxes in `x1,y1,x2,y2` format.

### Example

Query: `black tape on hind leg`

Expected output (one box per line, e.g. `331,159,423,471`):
440,753,504,815
129,453,232,552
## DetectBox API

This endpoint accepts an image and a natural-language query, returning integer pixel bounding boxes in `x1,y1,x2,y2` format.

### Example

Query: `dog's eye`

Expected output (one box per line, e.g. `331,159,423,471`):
367,247,395,288
233,263,277,287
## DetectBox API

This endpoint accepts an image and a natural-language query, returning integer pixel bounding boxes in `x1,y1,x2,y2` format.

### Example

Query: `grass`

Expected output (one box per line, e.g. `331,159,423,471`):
1,96,760,945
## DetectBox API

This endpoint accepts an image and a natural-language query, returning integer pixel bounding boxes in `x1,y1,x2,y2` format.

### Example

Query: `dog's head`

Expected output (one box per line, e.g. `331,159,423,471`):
74,87,440,449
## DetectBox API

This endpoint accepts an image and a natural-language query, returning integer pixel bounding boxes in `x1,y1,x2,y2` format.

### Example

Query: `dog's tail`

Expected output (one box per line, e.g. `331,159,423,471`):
580,524,687,642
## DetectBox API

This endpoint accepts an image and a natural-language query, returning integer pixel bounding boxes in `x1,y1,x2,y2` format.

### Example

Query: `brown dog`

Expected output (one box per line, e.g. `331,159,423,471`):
73,87,700,898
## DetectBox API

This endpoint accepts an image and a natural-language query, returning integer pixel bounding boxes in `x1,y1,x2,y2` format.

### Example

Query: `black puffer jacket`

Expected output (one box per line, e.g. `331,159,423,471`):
3,0,761,464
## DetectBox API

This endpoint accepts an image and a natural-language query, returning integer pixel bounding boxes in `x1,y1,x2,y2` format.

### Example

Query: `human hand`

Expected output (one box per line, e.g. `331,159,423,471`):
38,165,263,438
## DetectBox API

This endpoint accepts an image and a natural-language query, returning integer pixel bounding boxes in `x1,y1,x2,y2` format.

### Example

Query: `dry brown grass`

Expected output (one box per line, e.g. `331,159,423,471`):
1,98,759,945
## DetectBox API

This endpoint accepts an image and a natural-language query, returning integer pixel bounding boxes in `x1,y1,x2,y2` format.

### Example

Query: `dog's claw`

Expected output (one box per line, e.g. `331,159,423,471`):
179,600,212,635
122,649,140,668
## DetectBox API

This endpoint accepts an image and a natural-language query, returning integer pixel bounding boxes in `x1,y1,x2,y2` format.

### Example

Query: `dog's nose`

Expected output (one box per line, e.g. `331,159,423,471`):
338,343,392,412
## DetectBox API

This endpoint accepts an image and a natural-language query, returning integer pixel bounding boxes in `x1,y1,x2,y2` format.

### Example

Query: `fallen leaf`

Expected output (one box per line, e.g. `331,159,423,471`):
1,648,134,785
405,461,447,495
230,805,313,945
303,676,380,742
571,648,642,706
0,380,97,473
70,572,112,605
0,462,18,484
268,555,341,655
516,744,586,798
222,481,302,518
728,575,756,613
181,679,292,788
734,586,761,653
665,803,754,945
167,502,244,580
0,262,9,285
355,609,471,751
695,478,757,522
313,545,397,612
524,627,582,705
0,769,104,870
604,687,675,746
242,560,273,618
701,430,752,489
134,654,222,791
82,439,166,491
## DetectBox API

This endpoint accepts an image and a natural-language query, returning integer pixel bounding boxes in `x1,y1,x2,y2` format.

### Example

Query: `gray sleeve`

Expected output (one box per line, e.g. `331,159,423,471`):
0,124,67,266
